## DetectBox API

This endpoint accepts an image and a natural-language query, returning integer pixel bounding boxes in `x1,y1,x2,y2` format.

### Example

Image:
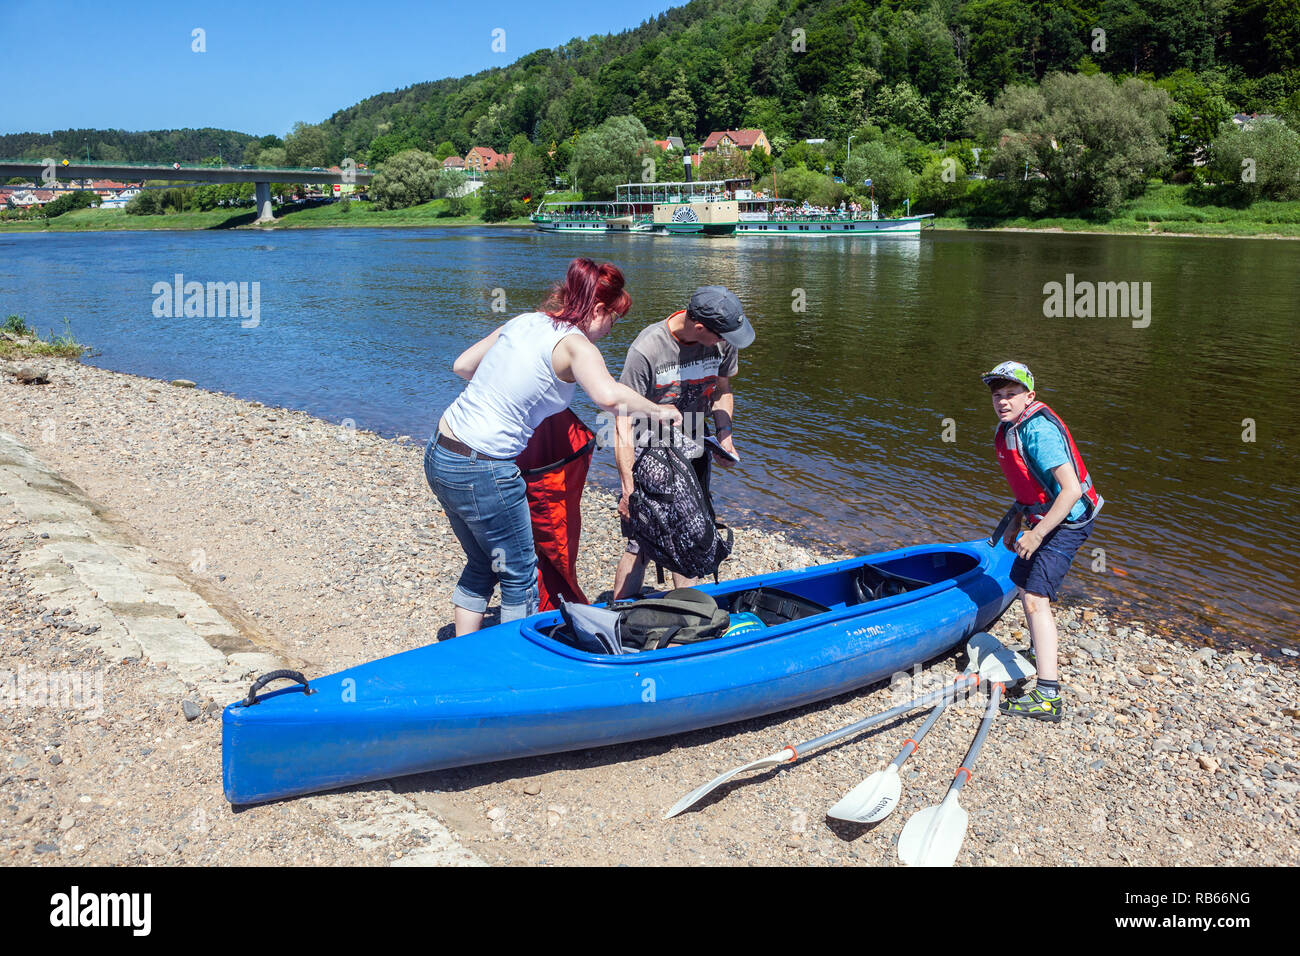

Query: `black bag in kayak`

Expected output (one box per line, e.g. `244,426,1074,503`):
627,435,732,580
619,587,731,651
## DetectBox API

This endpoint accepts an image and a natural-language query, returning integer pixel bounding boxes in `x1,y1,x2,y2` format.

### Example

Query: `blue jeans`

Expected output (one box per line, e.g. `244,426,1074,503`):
424,438,538,622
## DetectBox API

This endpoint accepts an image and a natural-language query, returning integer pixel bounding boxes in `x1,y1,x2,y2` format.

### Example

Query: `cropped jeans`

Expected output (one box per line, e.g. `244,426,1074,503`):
424,438,538,622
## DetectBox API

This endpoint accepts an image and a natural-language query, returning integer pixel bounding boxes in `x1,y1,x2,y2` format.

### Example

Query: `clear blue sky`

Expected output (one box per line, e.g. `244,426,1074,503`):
2,0,676,136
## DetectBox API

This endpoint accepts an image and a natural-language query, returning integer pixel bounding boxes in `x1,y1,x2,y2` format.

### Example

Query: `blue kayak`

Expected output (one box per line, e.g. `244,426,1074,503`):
222,537,1016,804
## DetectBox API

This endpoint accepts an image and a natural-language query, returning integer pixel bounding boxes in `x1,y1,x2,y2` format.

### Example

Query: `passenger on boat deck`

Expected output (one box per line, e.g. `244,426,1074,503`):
426,258,681,635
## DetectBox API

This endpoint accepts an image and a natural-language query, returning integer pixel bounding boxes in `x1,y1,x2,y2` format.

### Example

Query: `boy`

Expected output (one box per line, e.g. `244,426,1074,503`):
982,361,1103,722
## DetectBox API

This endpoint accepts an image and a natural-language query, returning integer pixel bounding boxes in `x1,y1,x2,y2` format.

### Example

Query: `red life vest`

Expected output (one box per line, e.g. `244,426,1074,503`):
515,409,596,610
994,401,1102,527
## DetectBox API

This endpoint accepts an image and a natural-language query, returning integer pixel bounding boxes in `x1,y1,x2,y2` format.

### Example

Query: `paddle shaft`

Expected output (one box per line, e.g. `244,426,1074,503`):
887,670,974,769
787,672,979,761
948,681,1004,797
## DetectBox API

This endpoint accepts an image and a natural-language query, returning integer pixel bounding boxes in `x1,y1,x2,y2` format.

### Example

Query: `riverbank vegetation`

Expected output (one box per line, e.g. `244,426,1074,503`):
6,0,1298,232
1,315,88,360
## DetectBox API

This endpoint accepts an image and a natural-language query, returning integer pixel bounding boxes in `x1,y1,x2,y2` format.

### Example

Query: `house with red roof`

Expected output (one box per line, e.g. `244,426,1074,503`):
89,180,128,196
464,147,514,176
700,129,771,156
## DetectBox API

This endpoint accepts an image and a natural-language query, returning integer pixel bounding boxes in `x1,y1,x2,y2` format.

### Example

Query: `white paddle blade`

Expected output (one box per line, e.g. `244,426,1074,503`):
976,642,1034,686
897,793,968,867
826,766,901,823
663,748,794,819
964,631,1004,671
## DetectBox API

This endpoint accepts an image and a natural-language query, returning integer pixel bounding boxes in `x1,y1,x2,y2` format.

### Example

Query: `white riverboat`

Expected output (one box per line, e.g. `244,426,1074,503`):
530,177,932,237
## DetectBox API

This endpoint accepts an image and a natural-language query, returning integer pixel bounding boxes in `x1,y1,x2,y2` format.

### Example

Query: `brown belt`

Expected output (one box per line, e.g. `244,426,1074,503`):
436,432,513,462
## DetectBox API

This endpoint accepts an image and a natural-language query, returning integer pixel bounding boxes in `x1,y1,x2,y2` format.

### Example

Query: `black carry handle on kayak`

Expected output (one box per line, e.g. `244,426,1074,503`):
243,670,315,707
988,503,1025,548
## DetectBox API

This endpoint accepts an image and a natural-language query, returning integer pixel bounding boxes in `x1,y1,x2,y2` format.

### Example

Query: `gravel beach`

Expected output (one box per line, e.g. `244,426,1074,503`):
2,356,1297,866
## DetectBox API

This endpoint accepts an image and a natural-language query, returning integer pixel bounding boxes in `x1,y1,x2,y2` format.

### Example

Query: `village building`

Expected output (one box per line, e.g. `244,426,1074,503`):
700,129,771,156
464,147,514,176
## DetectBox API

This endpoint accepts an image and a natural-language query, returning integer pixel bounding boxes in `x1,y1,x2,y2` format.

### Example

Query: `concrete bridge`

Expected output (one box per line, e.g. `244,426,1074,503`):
0,159,374,222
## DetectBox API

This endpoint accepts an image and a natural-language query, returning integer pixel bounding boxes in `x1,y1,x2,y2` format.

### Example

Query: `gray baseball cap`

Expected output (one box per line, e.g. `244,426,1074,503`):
687,286,755,348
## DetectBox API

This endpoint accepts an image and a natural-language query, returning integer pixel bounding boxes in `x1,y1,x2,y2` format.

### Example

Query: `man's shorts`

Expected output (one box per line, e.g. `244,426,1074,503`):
622,448,712,556
1010,521,1094,601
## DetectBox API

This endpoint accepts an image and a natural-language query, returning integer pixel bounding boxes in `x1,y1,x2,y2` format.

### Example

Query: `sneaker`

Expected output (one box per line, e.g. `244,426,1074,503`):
999,687,1062,723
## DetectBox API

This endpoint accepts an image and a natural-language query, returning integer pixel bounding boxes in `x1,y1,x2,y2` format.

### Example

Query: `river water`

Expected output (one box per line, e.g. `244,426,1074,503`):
2,226,1296,652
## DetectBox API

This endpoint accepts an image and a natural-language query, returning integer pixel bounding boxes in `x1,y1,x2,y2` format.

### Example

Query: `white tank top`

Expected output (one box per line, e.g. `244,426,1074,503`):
441,312,586,458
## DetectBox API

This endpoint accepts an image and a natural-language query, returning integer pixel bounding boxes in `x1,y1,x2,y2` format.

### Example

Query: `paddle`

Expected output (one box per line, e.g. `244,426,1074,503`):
827,635,1032,824
896,678,1015,867
663,633,1012,819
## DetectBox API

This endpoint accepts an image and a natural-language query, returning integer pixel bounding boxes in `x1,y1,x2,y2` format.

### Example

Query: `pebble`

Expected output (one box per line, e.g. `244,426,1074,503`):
3,357,1297,869
181,700,201,721
1077,636,1105,660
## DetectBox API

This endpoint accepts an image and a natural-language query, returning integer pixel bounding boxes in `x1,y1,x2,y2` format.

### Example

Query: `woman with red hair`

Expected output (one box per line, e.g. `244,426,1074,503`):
427,258,681,635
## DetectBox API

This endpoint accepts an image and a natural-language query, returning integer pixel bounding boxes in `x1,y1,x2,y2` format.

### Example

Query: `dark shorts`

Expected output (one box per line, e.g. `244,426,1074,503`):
622,449,711,556
1010,521,1094,601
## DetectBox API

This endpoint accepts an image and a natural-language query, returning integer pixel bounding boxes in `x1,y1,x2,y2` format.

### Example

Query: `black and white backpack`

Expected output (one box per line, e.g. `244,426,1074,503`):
627,433,732,580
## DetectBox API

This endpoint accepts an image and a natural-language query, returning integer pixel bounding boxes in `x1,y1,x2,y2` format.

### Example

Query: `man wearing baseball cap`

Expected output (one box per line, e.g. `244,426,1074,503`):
612,286,754,598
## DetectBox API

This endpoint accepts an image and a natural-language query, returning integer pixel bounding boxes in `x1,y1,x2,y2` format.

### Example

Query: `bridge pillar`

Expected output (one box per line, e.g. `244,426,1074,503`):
254,181,273,222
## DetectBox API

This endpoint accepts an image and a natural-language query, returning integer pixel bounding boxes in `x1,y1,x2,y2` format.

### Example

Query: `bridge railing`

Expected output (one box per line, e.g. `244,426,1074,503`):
0,157,371,176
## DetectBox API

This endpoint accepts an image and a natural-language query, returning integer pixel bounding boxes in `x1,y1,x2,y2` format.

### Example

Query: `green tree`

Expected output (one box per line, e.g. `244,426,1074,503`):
433,141,459,161
43,190,100,217
663,70,698,139
697,148,751,182
1157,70,1233,170
847,140,917,208
1207,119,1300,201
873,82,937,142
256,146,288,167
284,122,330,168
125,188,162,216
935,85,986,142
435,169,470,215
571,115,652,198
915,156,969,212
369,149,442,210
480,149,548,221
978,73,1172,213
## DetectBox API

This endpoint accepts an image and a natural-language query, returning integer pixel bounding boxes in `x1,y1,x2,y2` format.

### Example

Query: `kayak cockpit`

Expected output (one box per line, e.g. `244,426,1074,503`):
525,545,985,662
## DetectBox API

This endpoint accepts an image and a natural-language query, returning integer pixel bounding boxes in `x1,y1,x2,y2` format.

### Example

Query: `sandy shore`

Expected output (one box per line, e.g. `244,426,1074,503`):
2,356,1297,866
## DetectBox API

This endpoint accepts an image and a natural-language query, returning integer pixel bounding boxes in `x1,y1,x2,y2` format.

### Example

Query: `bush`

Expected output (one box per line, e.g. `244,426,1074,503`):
369,149,441,210
43,190,99,218
126,190,162,215
977,73,1172,215
915,156,969,212
1207,119,1300,202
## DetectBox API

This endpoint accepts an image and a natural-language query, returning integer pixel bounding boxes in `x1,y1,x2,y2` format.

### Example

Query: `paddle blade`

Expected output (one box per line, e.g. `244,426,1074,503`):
975,640,1034,686
664,748,794,819
898,793,968,867
827,766,901,823
965,632,1006,671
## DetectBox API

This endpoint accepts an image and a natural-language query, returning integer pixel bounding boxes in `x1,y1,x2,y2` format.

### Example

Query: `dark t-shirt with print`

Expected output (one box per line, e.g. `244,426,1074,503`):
619,313,739,443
